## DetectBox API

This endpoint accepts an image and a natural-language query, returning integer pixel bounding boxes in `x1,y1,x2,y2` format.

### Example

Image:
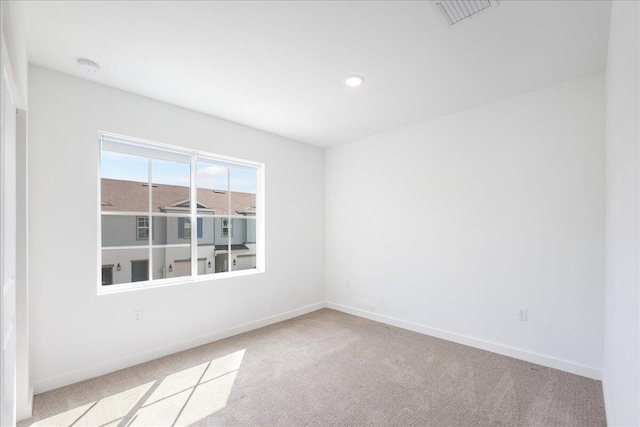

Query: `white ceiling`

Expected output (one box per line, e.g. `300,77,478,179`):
24,1,611,147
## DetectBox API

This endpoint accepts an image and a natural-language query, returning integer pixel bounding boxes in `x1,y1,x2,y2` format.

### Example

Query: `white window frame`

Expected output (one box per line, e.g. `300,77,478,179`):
221,217,233,238
183,218,192,239
136,216,150,240
97,132,265,295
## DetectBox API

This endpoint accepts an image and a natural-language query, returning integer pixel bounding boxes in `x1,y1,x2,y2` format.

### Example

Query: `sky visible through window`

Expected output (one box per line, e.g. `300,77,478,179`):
101,151,257,193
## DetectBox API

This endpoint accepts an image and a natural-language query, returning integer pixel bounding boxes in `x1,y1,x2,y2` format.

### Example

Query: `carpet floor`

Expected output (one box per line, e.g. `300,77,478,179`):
19,309,606,427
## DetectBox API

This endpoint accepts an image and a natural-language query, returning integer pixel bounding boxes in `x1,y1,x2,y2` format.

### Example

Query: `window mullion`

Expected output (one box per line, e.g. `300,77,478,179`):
227,167,231,272
190,153,197,277
257,164,263,271
148,158,153,281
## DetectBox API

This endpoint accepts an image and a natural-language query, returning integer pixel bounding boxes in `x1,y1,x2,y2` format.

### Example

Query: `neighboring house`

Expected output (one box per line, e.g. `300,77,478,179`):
100,178,257,285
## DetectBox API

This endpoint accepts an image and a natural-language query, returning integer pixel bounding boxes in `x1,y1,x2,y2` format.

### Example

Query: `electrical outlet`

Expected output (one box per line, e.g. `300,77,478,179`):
517,308,527,321
346,281,351,289
133,310,143,324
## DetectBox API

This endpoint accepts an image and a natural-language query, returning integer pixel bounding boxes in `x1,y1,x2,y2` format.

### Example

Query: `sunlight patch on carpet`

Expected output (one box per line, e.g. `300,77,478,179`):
29,349,246,427
32,382,154,427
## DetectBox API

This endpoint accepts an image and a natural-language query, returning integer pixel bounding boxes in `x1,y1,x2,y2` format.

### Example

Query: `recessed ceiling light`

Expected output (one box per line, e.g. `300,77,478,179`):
344,75,364,87
77,58,100,73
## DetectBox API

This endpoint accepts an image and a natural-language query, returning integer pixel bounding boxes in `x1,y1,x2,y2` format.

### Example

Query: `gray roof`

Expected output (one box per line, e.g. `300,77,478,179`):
101,178,256,215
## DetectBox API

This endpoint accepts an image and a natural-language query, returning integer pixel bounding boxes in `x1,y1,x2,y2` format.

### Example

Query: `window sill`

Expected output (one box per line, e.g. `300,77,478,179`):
97,268,264,295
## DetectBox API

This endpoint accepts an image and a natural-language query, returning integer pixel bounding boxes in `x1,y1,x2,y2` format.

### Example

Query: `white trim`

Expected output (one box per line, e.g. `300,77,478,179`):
97,267,264,295
601,371,611,426
1,31,19,427
101,244,190,251
100,131,261,169
189,152,197,277
257,163,265,272
226,167,231,267
147,158,153,283
326,302,602,380
102,136,191,165
96,140,103,295
101,212,189,218
0,33,18,108
32,302,325,394
98,132,264,291
16,385,33,423
30,301,604,397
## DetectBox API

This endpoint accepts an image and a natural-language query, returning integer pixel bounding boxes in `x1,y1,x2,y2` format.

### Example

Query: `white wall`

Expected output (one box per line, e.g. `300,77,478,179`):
325,74,605,378
603,2,640,426
2,0,31,420
28,66,325,392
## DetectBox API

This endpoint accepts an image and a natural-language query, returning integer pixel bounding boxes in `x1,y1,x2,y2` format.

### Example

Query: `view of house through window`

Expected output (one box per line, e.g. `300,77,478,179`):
137,217,150,240
100,134,261,289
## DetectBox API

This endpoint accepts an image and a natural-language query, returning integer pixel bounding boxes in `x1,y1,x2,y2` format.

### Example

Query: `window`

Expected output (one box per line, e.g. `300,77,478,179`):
137,217,149,240
183,218,191,239
179,218,203,239
222,218,232,237
99,132,263,291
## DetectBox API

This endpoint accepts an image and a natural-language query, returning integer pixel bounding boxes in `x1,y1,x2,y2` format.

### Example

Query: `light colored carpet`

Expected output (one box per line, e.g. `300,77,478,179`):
19,309,605,426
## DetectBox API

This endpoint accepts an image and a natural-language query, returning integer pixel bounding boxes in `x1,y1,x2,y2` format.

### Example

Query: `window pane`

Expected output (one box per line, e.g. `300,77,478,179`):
196,216,221,276
231,217,257,271
197,216,215,246
196,161,228,216
230,166,257,217
244,217,257,244
153,247,192,280
213,217,243,248
228,167,257,272
151,216,192,245
102,215,149,247
216,217,232,274
152,159,191,215
151,216,166,245
196,161,229,191
102,248,150,285
101,152,149,213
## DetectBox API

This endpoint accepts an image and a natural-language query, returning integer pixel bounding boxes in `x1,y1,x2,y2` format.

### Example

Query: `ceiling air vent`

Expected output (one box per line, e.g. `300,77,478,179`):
432,0,498,26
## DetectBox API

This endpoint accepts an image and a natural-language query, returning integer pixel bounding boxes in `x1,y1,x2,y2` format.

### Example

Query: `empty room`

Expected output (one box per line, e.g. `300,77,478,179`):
0,0,638,426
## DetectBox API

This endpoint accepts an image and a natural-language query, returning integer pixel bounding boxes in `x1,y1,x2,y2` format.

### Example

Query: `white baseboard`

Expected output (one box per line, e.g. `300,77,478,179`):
33,301,603,395
326,302,602,380
33,302,325,394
